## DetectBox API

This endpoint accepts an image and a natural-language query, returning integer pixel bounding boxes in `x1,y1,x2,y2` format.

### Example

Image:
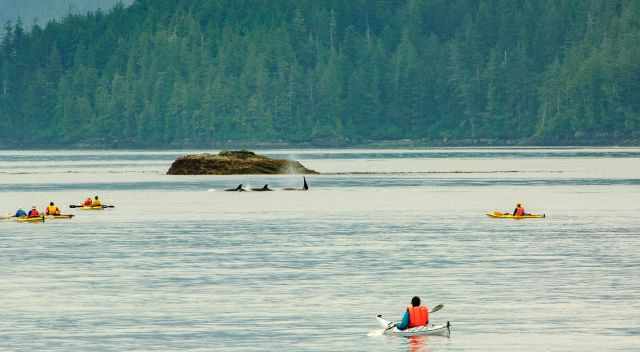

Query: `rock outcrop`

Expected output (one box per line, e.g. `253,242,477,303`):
167,150,318,175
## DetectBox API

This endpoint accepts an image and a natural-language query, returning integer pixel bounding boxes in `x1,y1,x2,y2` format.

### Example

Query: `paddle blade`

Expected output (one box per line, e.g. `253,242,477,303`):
430,304,444,314
384,323,397,331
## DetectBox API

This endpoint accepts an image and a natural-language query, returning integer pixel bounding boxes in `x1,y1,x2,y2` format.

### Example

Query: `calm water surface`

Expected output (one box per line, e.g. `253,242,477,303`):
0,148,639,351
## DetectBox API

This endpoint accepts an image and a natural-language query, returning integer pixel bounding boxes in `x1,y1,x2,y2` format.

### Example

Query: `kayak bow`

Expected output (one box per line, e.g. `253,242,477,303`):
376,315,451,337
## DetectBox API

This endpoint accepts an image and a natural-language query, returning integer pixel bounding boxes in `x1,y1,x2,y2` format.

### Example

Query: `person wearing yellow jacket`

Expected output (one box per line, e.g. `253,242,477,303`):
46,202,61,216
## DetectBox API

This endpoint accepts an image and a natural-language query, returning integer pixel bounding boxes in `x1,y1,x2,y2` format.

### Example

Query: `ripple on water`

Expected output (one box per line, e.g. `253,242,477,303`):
0,149,639,351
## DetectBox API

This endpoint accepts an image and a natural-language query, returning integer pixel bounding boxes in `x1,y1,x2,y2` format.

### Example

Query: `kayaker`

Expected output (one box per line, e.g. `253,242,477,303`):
46,202,61,216
92,196,102,207
396,296,429,330
27,206,41,218
83,197,93,206
14,208,27,217
512,203,526,216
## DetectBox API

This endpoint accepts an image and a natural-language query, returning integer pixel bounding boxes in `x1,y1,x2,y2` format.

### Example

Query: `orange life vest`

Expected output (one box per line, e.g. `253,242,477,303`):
28,209,40,217
515,207,525,216
407,306,429,328
83,198,93,206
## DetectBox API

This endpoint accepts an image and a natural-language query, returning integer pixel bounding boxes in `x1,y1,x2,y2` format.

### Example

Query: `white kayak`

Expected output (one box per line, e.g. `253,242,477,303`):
376,315,451,337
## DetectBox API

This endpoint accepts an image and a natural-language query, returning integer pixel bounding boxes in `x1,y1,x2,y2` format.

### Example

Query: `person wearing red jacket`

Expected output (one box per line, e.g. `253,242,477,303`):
396,296,429,330
513,203,526,216
27,206,41,218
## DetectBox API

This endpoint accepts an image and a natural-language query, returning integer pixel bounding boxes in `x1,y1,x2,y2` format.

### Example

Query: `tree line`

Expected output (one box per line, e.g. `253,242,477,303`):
0,0,639,148
0,0,134,35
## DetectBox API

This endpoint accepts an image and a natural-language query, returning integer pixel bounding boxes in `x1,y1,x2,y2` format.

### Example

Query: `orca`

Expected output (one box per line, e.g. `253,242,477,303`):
283,177,309,191
225,184,246,192
251,184,273,191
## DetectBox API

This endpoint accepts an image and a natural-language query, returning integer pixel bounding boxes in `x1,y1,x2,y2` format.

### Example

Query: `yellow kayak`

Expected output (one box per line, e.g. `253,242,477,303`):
78,206,104,210
487,211,545,219
16,216,45,223
46,214,75,219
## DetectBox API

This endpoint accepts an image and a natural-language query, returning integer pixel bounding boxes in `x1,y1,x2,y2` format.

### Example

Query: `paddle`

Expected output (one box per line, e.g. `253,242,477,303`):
383,319,398,332
69,204,115,208
383,304,444,332
430,304,444,314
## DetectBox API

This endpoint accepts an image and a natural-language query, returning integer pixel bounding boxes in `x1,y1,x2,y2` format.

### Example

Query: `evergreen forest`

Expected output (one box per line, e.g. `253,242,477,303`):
1,0,639,148
0,0,133,34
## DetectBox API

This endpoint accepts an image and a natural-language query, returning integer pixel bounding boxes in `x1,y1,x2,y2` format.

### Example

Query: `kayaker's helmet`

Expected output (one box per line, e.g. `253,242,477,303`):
517,203,522,207
95,196,99,200
411,296,421,307
32,206,37,209
50,202,54,206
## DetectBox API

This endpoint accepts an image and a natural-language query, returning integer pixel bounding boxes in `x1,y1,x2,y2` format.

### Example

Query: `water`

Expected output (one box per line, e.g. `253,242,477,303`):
0,148,639,351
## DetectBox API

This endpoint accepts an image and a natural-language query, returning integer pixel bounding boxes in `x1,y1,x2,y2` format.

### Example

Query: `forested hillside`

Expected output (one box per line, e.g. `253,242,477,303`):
0,0,133,33
1,0,639,147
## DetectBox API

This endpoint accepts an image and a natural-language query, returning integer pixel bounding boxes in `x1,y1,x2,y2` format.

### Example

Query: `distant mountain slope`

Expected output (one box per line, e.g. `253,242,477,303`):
0,0,638,148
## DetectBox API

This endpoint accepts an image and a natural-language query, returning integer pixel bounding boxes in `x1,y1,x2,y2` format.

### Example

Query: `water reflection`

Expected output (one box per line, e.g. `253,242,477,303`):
407,336,431,352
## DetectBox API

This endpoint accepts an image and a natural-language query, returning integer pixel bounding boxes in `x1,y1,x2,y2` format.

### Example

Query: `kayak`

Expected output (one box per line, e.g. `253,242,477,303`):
16,216,45,223
46,214,75,219
78,206,105,211
376,315,451,337
486,211,545,219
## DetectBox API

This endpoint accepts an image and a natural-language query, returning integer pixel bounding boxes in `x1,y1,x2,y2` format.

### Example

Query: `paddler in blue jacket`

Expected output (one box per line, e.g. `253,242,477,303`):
396,296,429,330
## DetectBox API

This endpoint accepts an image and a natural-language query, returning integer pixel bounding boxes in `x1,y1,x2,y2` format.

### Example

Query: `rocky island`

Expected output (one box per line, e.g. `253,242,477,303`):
166,150,318,175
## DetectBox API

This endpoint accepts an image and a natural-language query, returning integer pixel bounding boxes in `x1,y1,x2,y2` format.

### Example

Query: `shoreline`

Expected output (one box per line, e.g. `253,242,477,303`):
1,145,639,151
1,139,639,151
